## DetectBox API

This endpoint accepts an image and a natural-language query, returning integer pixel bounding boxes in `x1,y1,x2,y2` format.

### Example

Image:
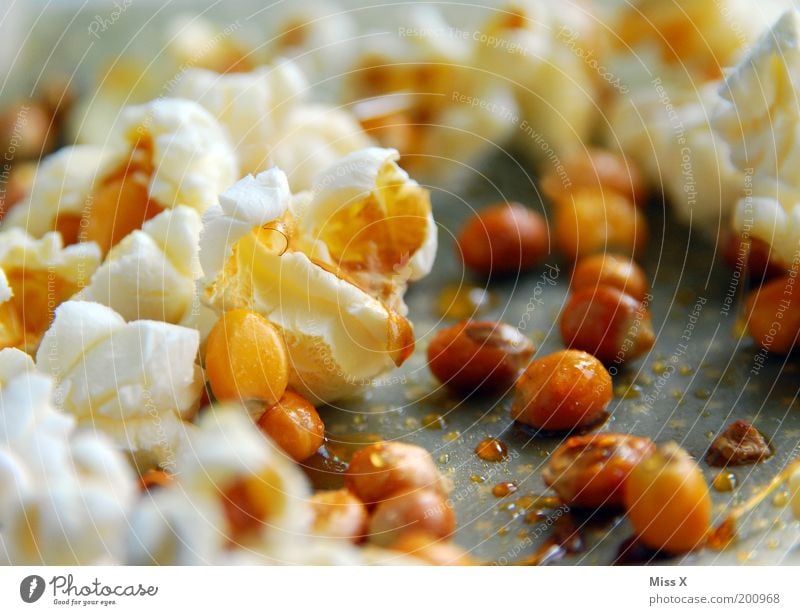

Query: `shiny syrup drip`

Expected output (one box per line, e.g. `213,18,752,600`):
475,438,509,462
492,482,518,498
437,284,495,320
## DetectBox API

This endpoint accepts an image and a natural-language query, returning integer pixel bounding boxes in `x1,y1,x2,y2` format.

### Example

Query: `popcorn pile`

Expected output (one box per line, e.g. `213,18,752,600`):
0,348,136,564
5,0,800,566
0,42,445,561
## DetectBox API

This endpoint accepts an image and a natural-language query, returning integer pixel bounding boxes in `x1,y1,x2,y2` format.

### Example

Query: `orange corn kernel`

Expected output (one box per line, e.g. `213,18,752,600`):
624,442,712,554
205,309,289,404
82,144,162,254
257,391,325,462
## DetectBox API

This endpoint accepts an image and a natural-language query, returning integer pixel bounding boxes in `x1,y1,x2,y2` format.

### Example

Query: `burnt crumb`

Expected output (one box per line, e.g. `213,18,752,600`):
706,420,772,467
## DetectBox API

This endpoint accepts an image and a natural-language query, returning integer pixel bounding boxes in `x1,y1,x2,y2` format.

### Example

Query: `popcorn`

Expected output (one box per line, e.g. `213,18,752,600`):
295,147,437,309
0,348,136,564
126,405,421,565
472,0,599,160
165,14,255,75
175,62,371,190
714,10,800,265
0,229,100,352
260,0,357,80
77,98,237,256
103,98,238,214
36,301,203,467
270,104,375,193
347,6,519,182
200,151,432,403
607,81,743,226
126,406,312,564
611,0,777,83
3,145,110,242
78,205,202,324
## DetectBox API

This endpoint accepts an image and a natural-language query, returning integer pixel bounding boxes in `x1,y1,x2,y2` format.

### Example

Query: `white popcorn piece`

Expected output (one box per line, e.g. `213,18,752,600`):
608,0,783,84
174,62,309,177
297,147,437,301
260,0,358,81
472,0,599,159
36,301,203,467
270,104,374,193
165,14,255,76
3,145,111,239
102,98,238,214
346,5,520,183
175,61,372,190
78,205,202,324
607,81,743,226
0,229,101,352
714,10,800,264
126,406,312,564
0,348,136,564
200,153,431,403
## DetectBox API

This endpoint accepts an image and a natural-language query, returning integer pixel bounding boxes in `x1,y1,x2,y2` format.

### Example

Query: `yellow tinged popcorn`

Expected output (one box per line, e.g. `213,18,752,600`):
200,149,433,403
714,10,800,266
80,98,237,255
0,230,100,353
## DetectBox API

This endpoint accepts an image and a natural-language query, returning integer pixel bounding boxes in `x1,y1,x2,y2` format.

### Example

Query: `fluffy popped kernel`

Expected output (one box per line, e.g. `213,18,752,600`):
606,81,742,226
125,406,312,564
296,147,437,311
0,229,101,352
471,0,598,159
35,300,203,468
347,6,519,183
175,61,372,190
200,156,426,403
0,348,136,564
83,98,237,255
262,0,358,79
3,145,111,242
78,205,202,324
612,0,768,81
715,10,800,266
164,14,255,75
